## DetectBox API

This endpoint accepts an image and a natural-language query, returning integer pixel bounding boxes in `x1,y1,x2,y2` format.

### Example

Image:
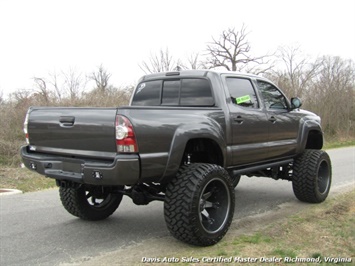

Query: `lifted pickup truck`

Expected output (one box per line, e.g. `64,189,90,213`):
21,70,332,246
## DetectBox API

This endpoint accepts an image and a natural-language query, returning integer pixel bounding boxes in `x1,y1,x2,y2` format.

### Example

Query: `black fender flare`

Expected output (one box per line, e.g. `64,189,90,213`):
296,119,323,154
160,121,227,183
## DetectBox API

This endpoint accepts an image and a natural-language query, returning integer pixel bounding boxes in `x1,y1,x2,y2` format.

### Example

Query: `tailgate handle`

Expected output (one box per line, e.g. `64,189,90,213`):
59,116,75,127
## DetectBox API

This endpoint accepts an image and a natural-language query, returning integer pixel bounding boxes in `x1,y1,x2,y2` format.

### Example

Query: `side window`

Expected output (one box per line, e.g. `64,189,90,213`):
225,78,259,108
256,80,288,110
132,80,161,106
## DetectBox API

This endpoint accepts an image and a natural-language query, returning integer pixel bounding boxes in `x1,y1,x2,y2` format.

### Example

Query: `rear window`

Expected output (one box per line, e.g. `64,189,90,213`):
132,80,161,106
132,78,214,106
162,80,180,105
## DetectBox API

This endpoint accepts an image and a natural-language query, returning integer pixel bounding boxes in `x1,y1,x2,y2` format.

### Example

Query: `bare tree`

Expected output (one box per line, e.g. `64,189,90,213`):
266,45,322,97
62,68,86,101
184,52,202,70
89,64,111,92
204,24,272,73
48,71,62,101
34,69,87,103
139,48,182,74
306,56,355,137
33,77,51,104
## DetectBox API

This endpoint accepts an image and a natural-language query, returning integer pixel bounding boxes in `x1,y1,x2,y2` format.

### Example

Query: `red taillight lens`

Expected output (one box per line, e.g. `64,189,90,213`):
115,115,138,153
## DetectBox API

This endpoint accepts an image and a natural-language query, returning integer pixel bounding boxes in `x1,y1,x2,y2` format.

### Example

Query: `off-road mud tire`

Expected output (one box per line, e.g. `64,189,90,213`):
231,174,241,188
164,163,235,246
292,149,332,203
59,185,123,221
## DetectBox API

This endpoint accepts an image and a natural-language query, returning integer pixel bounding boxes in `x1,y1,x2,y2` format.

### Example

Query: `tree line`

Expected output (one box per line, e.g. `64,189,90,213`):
138,25,354,142
0,25,354,165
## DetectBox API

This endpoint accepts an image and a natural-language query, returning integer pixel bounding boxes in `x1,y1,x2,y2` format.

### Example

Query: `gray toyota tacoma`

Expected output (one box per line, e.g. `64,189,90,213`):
21,70,332,246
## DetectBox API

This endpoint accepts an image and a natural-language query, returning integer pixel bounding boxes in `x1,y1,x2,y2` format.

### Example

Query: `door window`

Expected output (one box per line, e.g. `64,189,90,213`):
256,80,288,110
225,78,259,108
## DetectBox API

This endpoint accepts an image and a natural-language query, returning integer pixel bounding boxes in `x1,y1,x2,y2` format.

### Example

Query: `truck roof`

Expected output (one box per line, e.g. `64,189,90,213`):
139,69,262,81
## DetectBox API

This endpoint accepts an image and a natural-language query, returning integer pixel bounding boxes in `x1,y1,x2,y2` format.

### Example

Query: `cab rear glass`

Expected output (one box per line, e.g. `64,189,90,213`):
132,78,214,107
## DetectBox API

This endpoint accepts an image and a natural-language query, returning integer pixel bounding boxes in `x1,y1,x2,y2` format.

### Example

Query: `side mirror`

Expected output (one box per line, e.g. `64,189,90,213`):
291,97,302,109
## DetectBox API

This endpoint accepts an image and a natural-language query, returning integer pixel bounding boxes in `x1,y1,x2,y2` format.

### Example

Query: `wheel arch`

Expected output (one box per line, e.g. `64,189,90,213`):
160,125,227,184
305,130,323,149
182,138,224,166
297,120,324,153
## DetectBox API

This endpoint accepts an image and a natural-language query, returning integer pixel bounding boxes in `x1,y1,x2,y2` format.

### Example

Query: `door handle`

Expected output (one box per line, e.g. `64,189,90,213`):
269,116,277,123
59,116,75,127
234,116,244,124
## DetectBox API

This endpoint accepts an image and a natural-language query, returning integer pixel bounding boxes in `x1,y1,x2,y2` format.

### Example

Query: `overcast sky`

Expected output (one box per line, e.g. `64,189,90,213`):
0,0,354,97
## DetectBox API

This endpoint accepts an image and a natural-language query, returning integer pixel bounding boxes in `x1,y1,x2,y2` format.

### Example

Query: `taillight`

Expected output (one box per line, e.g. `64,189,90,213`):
115,115,138,153
24,110,30,144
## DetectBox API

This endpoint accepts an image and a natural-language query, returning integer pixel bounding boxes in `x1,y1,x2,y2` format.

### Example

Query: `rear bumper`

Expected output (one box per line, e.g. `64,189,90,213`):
20,146,140,186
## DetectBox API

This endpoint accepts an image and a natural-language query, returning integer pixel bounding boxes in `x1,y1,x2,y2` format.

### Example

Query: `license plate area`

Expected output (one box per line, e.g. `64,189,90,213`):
62,162,81,173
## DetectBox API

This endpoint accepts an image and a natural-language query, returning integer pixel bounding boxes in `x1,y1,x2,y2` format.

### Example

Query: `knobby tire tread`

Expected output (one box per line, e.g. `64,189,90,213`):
59,186,122,221
164,163,234,246
292,149,331,203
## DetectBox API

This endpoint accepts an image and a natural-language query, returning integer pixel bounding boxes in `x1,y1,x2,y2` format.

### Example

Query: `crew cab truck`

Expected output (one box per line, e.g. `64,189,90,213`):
21,70,332,246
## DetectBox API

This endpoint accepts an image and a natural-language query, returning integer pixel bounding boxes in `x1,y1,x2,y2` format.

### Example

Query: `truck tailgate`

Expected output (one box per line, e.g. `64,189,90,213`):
27,107,117,158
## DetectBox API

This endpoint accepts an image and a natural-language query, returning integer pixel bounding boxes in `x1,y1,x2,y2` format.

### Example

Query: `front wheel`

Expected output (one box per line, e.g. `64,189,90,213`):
164,163,235,246
231,174,241,188
292,149,332,203
59,185,123,221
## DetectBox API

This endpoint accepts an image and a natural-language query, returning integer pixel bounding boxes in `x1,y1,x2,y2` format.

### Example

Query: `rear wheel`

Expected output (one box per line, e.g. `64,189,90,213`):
292,149,332,203
164,163,235,246
59,185,123,220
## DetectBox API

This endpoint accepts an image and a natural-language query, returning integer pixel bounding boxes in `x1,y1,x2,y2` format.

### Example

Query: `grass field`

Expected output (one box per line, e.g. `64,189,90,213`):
75,188,355,266
0,166,55,192
181,189,355,266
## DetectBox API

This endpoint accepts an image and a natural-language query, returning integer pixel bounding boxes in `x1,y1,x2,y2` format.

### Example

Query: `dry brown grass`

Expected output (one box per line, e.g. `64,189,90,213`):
0,166,56,192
